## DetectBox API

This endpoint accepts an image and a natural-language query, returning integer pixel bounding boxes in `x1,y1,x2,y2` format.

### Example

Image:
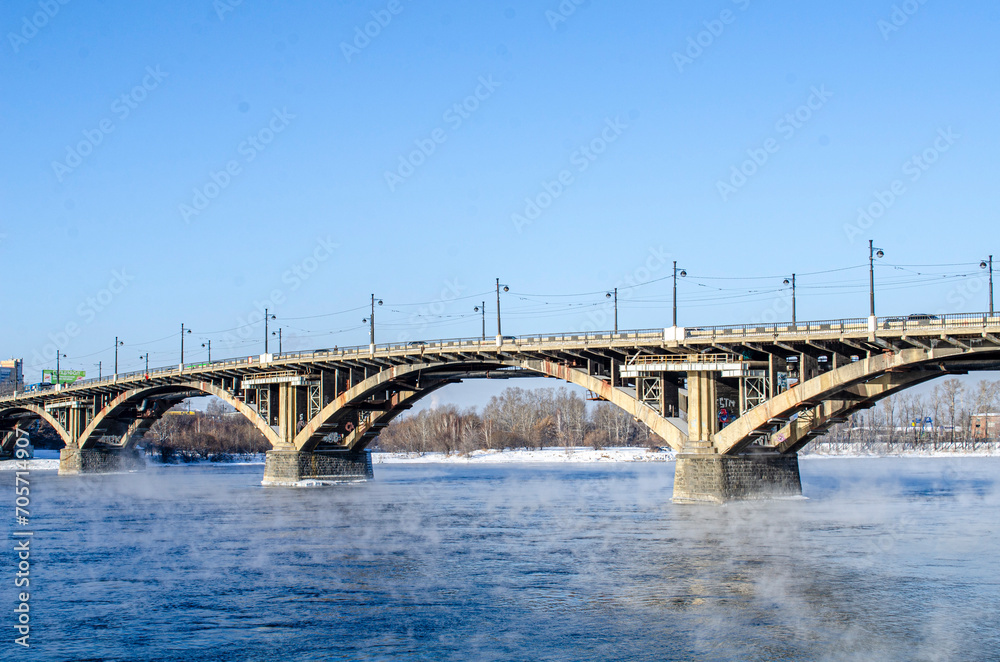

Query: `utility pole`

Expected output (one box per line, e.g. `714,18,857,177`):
869,240,884,319
202,340,211,362
495,279,508,338
783,274,797,324
982,255,994,316
474,303,485,339
264,309,276,354
140,353,149,375
97,361,101,380
606,289,618,333
181,323,191,366
362,295,382,351
672,261,687,327
114,337,123,375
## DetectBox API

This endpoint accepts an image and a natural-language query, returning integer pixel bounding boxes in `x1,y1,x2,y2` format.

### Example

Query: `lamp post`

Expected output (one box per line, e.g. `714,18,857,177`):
55,352,66,386
783,274,797,325
96,361,102,380
606,288,618,334
271,329,282,354
980,255,994,316
362,294,383,348
202,341,211,363
140,353,149,375
474,302,486,340
496,278,509,338
672,261,687,327
264,309,276,353
180,323,191,366
869,240,885,319
114,336,124,376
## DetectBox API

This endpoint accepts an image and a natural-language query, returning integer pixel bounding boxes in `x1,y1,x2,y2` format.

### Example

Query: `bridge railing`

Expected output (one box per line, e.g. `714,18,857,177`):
686,318,870,338
6,312,1000,404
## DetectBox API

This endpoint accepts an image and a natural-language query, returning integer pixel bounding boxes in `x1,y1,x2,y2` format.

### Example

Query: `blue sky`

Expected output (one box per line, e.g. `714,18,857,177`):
2,0,999,399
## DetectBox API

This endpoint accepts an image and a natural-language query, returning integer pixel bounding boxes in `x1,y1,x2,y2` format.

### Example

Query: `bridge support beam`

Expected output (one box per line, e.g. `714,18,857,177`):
262,450,373,486
58,447,145,476
672,451,801,504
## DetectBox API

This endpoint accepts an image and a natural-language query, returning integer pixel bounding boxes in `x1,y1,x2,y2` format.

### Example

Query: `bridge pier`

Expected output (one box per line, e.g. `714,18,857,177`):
672,451,802,504
262,450,373,486
58,447,146,475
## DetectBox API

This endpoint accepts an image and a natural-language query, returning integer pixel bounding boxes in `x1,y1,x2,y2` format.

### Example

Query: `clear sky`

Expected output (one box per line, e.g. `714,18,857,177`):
2,0,999,401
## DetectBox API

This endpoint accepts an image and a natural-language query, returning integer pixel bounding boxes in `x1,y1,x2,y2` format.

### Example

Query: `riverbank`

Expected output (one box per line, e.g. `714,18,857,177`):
373,447,675,464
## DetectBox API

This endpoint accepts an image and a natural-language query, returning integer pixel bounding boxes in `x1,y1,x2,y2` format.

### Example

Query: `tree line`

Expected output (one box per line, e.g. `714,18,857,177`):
818,377,1000,450
373,386,664,454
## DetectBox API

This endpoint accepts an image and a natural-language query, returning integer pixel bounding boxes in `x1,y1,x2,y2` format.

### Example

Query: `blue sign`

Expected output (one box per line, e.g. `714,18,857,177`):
924,417,933,424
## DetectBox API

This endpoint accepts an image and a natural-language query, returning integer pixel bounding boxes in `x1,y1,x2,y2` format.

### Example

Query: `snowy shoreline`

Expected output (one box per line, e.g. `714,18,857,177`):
4,447,1000,472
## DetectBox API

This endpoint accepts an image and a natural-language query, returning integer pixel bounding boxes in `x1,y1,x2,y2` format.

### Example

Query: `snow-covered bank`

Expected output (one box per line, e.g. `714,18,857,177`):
0,458,59,471
373,447,675,464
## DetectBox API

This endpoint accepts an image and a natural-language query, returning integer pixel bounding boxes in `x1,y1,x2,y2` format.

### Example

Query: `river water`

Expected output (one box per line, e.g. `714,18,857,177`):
3,457,999,661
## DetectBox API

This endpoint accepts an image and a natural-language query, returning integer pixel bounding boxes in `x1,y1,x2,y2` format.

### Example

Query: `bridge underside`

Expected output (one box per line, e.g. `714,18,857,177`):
3,319,1000,502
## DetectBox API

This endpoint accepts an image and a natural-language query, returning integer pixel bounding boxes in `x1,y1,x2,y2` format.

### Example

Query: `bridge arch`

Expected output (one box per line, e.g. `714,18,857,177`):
0,403,74,447
77,380,280,450
292,358,689,452
714,346,1000,455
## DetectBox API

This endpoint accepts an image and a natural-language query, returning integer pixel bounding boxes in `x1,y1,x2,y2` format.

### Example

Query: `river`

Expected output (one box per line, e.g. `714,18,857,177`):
3,457,999,661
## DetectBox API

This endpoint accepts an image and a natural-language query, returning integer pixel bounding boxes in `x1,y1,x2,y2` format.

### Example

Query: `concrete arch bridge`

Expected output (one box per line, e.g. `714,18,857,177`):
2,312,999,503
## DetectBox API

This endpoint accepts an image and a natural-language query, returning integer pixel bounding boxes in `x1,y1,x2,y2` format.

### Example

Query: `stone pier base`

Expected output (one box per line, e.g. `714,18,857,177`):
262,450,374,486
58,447,146,476
672,452,801,504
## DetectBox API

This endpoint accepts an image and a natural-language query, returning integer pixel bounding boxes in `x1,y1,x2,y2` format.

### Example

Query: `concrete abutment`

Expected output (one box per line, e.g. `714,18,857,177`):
58,447,146,475
262,450,374,486
672,452,802,504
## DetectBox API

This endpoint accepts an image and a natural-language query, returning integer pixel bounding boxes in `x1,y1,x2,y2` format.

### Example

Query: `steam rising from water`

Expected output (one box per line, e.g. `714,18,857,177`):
3,458,998,660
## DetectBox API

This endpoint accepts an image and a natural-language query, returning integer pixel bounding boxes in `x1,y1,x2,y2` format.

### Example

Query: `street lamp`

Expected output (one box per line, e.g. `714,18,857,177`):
202,340,211,363
361,294,383,347
140,353,149,375
96,361,102,380
606,288,618,333
980,255,994,316
180,323,192,366
271,329,282,354
496,278,509,338
782,274,797,325
869,240,885,319
474,302,486,340
672,261,687,327
264,309,276,353
114,336,124,376
55,352,66,386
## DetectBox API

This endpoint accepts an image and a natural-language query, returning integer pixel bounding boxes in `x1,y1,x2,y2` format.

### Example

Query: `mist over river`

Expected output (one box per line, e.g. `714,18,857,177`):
3,458,999,661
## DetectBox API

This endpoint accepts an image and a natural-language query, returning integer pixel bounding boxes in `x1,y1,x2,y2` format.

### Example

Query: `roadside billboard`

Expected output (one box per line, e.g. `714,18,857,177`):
41,369,86,385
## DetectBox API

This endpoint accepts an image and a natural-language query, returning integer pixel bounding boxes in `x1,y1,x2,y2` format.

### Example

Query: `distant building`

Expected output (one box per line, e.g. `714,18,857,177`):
971,413,1000,440
0,358,23,393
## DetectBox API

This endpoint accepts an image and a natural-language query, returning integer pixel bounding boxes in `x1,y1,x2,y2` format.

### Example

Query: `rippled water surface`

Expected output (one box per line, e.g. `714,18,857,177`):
3,458,999,661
